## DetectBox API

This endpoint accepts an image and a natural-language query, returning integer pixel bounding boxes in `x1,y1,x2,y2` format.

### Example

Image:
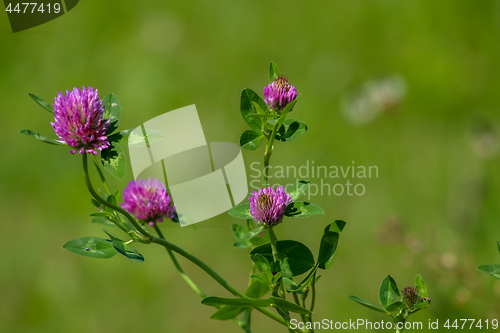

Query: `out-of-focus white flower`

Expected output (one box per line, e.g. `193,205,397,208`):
341,75,407,124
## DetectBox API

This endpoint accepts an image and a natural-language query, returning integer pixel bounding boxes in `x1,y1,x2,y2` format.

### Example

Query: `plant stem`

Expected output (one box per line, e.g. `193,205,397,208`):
394,311,408,333
262,122,279,187
82,154,151,240
307,270,318,333
268,226,286,299
92,155,112,195
153,224,207,298
293,292,308,324
310,270,317,312
268,226,294,331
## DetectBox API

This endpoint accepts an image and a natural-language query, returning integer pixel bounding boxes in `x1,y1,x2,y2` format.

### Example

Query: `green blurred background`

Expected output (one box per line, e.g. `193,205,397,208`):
2,0,500,332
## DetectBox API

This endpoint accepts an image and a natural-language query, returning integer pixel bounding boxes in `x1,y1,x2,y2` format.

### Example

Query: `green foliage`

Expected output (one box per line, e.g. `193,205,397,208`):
477,265,500,279
385,301,405,313
102,93,122,132
268,61,281,82
91,198,101,208
276,98,298,130
92,217,116,226
228,203,252,219
290,265,318,293
317,222,343,269
231,224,252,249
106,193,117,205
20,129,65,145
250,240,315,276
210,306,246,321
478,240,500,279
101,141,127,180
253,253,272,273
328,220,347,233
277,258,293,279
285,180,310,202
90,211,113,217
240,88,268,131
112,239,144,263
349,274,431,320
271,297,312,315
378,275,400,311
202,296,312,315
275,119,307,142
93,159,108,184
245,226,264,240
63,237,117,259
415,274,428,297
28,93,54,113
250,272,274,287
210,280,269,320
240,130,265,150
284,201,324,218
245,279,269,298
347,296,386,313
111,128,166,148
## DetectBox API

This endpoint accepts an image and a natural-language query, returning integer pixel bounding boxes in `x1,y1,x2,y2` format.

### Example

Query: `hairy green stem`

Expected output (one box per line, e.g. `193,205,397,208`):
91,155,112,195
262,122,279,187
268,227,286,299
153,224,207,299
293,292,308,324
310,270,317,312
394,311,409,333
268,226,293,332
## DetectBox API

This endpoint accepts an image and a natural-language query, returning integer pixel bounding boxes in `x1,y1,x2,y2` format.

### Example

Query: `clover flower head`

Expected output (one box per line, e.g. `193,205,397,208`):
263,76,298,112
402,286,421,309
249,186,292,226
51,86,110,155
121,178,176,226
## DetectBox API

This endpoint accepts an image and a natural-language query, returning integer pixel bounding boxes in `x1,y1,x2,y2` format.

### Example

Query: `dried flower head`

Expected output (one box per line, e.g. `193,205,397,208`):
263,76,298,112
51,86,110,155
121,178,176,226
402,286,421,310
249,186,292,226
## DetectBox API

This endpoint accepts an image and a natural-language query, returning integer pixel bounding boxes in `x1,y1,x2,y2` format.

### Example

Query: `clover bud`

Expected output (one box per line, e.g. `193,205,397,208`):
402,286,421,310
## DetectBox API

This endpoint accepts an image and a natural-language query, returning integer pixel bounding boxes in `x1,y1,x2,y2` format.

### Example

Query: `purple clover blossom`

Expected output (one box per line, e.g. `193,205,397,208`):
121,178,176,226
51,86,110,155
249,186,292,226
263,76,298,112
402,286,421,309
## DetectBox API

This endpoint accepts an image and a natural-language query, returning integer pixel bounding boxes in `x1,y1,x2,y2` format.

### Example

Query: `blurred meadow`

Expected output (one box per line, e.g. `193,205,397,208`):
2,0,500,332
